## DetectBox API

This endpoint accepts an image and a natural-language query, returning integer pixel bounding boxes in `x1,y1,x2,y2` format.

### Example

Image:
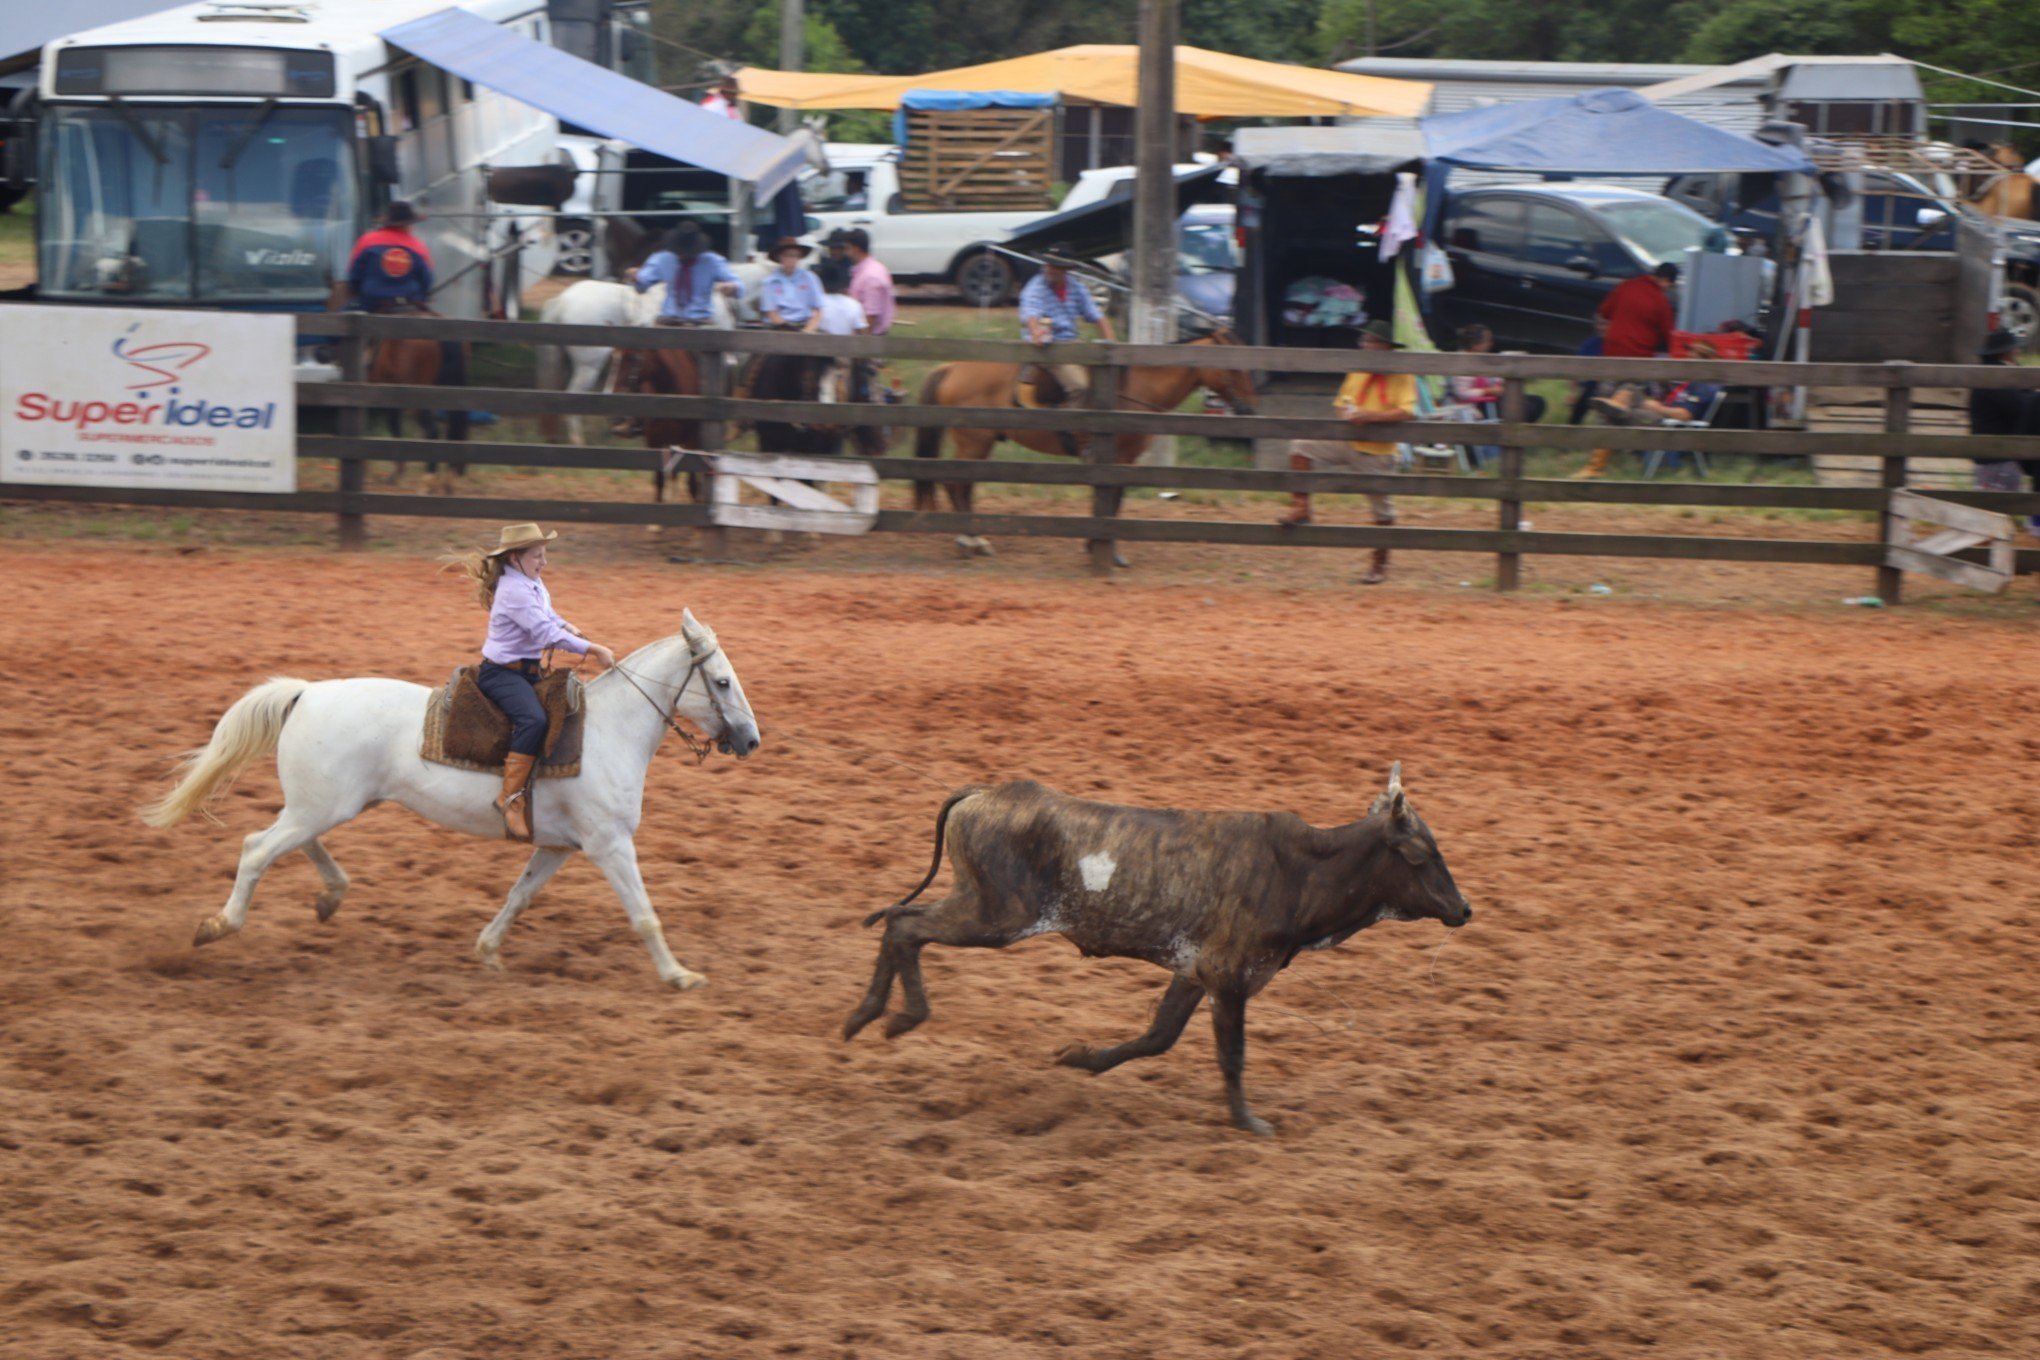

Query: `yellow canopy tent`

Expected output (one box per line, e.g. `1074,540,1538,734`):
736,44,1432,120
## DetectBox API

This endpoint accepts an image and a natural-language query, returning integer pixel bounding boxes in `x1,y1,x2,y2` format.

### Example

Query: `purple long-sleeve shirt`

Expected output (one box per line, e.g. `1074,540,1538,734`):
483,567,590,663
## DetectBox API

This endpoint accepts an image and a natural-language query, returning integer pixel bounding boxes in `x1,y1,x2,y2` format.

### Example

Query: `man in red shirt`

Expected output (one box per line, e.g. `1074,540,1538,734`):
1598,262,1678,357
1574,262,1677,477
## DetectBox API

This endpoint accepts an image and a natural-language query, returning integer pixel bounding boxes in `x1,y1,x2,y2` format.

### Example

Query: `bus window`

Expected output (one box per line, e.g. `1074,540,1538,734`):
194,106,357,301
40,106,195,299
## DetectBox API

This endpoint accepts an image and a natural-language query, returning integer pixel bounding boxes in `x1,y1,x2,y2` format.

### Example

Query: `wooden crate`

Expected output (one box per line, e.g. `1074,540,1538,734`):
899,107,1058,213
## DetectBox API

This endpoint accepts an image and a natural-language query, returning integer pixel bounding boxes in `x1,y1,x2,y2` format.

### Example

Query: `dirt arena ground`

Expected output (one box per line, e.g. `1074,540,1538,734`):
3,538,2038,1360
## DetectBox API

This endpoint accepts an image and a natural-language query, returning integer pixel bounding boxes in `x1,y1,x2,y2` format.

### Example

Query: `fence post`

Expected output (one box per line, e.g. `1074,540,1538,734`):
1878,361,1913,604
695,333,732,562
335,332,367,552
1495,372,1527,592
1087,363,1125,578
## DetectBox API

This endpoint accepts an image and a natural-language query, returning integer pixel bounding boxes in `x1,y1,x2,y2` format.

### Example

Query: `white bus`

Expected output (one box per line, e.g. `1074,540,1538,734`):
29,0,566,335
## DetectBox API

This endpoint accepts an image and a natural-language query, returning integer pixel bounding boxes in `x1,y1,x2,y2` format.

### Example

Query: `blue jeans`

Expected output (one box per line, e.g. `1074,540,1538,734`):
477,660,547,757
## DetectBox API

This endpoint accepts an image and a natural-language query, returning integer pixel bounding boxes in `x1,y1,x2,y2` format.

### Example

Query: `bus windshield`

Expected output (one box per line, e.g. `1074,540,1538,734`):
41,104,357,304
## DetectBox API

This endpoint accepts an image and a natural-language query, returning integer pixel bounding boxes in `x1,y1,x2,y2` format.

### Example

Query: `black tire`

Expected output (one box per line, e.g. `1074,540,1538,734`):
953,249,1017,307
553,220,595,277
2002,282,2039,349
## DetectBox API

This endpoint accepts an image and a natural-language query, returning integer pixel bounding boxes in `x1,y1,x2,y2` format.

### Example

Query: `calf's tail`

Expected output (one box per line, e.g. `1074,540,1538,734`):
140,678,310,828
865,786,982,927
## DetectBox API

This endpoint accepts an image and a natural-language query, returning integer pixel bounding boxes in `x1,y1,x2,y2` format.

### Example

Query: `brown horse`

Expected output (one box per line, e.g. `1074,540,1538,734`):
1967,142,2037,221
620,344,705,502
912,329,1258,558
325,285,469,491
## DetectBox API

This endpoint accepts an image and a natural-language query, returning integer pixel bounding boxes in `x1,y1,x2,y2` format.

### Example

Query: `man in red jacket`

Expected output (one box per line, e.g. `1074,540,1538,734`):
1574,262,1677,477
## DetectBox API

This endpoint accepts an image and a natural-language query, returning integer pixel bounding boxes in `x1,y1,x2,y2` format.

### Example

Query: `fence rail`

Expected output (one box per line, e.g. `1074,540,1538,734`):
8,313,2038,600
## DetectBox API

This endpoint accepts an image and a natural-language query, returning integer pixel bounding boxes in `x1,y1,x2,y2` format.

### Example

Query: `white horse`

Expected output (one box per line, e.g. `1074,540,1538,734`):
534,280,667,447
140,611,760,991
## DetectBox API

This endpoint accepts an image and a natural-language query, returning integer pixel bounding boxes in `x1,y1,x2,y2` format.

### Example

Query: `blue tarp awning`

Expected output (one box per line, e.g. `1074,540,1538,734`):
379,7,809,203
1422,88,1816,175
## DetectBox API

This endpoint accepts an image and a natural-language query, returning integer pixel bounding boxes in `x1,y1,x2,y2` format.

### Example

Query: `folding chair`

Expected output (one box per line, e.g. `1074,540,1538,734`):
1641,389,1728,479
1401,381,1476,474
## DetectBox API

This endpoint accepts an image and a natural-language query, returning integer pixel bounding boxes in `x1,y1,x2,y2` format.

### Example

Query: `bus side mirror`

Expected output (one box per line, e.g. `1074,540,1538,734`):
367,134,400,187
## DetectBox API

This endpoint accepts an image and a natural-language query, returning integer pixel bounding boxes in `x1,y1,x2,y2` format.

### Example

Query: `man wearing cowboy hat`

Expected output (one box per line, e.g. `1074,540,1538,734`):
633,219,744,327
1017,242,1116,412
1277,318,1413,585
759,237,825,329
346,201,434,313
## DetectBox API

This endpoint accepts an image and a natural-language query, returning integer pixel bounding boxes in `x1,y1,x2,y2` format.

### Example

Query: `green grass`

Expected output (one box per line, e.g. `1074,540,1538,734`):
0,195,31,271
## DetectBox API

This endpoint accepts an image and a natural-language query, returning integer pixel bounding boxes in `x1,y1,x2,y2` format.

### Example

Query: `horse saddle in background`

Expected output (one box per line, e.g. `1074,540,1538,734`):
421,667,585,778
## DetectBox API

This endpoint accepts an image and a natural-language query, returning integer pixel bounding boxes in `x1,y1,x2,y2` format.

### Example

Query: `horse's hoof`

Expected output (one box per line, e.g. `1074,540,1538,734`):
192,914,237,947
313,891,344,923
665,969,709,992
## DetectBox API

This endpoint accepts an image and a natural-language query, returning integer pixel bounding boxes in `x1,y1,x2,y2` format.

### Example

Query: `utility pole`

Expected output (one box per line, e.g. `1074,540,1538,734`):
1129,0,1178,348
777,0,804,134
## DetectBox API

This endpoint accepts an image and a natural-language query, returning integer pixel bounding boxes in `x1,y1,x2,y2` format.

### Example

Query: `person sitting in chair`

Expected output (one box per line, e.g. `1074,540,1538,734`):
346,201,433,313
441,524,616,842
1017,243,1116,410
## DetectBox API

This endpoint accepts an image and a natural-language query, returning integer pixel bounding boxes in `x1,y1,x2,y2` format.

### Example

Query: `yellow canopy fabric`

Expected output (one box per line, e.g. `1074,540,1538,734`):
736,45,1432,119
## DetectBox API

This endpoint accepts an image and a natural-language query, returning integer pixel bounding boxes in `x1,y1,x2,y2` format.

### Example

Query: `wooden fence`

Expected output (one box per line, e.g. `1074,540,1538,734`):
7,311,2040,600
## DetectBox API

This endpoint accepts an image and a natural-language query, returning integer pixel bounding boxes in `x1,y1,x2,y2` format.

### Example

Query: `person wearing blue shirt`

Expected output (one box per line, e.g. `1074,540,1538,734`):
1016,243,1115,411
758,237,825,327
632,221,743,326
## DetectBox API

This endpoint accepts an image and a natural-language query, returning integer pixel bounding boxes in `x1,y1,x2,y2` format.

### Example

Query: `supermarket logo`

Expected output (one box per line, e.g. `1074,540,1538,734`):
111,336,213,393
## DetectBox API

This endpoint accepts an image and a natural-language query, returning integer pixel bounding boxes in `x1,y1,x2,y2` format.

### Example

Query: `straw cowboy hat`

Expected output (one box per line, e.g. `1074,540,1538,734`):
769,236,812,259
485,523,558,557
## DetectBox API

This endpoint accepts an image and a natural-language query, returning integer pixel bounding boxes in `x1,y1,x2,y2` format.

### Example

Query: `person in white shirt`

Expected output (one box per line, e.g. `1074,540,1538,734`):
701,74,743,120
811,260,870,336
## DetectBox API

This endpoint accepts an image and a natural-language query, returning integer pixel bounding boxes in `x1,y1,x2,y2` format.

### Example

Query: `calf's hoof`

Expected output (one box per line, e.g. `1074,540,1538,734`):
1232,1111,1277,1138
314,890,345,923
662,969,710,992
474,941,505,973
1055,1043,1104,1073
843,1007,882,1041
882,1011,927,1040
191,913,237,947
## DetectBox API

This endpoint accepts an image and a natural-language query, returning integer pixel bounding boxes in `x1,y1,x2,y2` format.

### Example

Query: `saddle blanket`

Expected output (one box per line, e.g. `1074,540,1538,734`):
421,667,585,778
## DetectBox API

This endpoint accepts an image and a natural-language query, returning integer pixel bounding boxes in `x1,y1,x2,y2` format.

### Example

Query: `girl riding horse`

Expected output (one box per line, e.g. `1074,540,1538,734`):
441,524,617,840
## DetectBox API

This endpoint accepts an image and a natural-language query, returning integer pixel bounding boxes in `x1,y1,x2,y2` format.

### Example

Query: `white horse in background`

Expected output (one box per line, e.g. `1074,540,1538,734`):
141,611,760,991
534,280,666,447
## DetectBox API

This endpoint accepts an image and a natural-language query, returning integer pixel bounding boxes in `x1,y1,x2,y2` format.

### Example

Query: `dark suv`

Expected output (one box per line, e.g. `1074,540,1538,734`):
1432,184,1722,353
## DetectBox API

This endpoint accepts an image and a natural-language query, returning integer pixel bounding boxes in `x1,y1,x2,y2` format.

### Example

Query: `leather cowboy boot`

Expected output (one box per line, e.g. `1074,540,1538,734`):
1276,452,1314,525
497,752,538,841
1571,447,1614,479
1361,548,1390,585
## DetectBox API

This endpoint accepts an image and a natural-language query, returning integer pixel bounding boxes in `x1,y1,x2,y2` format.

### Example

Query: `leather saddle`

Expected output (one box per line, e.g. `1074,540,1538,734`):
421,667,586,778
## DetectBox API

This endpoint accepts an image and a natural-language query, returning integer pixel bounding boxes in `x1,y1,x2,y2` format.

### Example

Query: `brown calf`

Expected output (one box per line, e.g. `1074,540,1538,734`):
845,764,1471,1134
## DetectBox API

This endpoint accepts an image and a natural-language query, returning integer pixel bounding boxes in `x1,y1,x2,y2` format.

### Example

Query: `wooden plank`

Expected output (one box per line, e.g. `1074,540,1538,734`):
1889,487,2019,539
702,451,880,486
335,334,366,550
1497,375,1527,592
1884,542,2014,592
296,314,2040,389
1878,373,1913,602
303,435,660,472
1908,528,1987,556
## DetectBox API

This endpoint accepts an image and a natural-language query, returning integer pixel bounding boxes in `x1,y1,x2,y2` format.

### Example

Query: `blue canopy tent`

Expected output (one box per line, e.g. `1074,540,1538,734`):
1418,88,1817,243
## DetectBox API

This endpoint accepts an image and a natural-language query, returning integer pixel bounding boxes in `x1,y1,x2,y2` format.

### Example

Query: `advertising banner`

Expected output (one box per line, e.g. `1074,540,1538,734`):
0,304,296,493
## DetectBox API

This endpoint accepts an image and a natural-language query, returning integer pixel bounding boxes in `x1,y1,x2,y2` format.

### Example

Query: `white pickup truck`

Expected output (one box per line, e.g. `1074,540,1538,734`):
805,146,1118,305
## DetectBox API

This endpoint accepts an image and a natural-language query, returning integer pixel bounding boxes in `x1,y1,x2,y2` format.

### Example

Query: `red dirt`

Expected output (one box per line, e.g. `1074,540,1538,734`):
3,541,2038,1360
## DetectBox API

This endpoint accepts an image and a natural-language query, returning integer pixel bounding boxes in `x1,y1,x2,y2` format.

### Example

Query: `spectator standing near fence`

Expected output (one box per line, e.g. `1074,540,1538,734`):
843,229,896,336
1969,329,2040,529
1277,319,1410,586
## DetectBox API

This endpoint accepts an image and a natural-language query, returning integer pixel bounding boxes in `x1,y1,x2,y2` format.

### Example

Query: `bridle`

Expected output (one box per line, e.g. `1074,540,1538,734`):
608,637,733,764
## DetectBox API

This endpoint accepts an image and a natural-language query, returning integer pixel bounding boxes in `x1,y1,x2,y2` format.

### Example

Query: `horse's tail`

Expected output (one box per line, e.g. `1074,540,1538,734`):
864,786,982,927
914,366,950,461
140,678,310,829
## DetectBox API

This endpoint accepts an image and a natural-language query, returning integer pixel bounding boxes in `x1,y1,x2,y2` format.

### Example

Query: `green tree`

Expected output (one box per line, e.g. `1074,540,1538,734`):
1678,0,1894,64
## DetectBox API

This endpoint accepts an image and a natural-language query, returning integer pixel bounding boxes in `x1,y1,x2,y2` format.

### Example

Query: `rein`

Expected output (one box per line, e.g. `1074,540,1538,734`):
608,644,724,764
